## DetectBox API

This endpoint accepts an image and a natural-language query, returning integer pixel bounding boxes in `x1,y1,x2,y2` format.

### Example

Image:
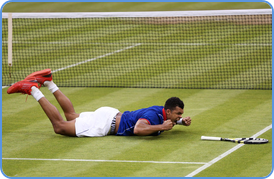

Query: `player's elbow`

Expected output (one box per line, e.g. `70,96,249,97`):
134,120,150,136
133,127,146,136
133,127,141,135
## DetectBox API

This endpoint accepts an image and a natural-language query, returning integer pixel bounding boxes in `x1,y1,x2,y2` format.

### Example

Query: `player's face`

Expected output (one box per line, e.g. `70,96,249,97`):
167,106,184,123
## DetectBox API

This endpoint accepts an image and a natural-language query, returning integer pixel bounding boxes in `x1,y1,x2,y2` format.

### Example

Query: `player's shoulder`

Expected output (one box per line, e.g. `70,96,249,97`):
144,106,165,123
148,105,164,109
145,105,164,114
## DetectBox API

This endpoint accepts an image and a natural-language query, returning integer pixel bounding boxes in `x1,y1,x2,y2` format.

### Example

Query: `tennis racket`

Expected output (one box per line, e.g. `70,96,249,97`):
201,136,268,144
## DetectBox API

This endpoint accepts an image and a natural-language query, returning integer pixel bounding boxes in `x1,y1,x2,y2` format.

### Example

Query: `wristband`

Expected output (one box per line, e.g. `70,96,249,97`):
176,118,183,125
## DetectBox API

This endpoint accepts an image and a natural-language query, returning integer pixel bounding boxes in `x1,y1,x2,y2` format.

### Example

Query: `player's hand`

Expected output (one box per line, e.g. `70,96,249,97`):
162,120,175,131
182,117,191,126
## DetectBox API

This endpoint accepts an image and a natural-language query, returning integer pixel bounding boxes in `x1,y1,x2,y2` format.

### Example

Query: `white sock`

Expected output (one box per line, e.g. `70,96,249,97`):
44,81,59,94
31,86,45,101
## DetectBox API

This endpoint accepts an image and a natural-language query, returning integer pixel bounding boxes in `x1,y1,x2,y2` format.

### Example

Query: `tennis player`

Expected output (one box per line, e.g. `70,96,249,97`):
7,69,192,137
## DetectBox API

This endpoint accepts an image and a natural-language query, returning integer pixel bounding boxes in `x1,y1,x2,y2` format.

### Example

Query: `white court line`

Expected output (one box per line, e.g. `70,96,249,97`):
185,124,272,177
2,125,271,170
52,43,141,73
1,158,206,165
2,43,142,89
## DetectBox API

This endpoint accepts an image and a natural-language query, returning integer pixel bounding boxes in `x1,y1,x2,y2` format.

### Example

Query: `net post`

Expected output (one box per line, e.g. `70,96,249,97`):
8,13,12,85
8,13,12,67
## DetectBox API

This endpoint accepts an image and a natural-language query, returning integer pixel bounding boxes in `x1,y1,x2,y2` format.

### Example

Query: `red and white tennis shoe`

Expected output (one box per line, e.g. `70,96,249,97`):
24,68,52,87
7,78,39,95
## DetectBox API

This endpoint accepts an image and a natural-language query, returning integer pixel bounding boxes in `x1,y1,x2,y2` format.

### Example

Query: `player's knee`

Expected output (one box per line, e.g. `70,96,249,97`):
53,121,76,137
53,122,66,135
53,125,64,135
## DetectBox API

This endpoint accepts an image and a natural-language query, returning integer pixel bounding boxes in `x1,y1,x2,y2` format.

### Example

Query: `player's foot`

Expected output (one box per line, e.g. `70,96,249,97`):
24,69,52,86
7,78,39,95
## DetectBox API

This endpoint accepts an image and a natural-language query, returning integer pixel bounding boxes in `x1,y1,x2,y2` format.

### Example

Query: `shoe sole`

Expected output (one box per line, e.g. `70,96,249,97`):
25,69,51,79
24,69,52,85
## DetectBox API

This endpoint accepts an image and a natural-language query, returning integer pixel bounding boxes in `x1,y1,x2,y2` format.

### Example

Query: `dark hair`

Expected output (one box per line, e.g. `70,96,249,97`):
164,97,184,111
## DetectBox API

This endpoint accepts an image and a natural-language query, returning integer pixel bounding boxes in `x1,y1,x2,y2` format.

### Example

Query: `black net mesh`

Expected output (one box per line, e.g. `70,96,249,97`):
2,13,272,89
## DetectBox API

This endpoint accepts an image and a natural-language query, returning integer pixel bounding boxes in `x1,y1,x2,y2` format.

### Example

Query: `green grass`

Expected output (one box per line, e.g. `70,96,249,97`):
2,87,272,177
1,2,272,177
195,130,272,177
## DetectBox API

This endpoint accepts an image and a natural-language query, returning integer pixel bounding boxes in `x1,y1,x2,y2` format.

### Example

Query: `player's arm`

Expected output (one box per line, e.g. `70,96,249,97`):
133,119,174,136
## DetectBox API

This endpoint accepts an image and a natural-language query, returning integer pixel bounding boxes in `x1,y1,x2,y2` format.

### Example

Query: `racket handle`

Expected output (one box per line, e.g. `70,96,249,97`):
201,136,221,141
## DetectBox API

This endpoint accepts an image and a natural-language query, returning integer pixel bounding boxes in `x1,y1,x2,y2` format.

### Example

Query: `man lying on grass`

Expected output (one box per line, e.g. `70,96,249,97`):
7,69,192,137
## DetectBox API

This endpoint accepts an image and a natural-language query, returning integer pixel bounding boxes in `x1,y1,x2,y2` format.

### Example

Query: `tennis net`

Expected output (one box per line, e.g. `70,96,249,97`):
2,9,272,89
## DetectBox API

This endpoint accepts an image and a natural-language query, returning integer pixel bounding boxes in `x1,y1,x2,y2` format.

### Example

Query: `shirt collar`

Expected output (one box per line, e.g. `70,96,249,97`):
162,108,167,121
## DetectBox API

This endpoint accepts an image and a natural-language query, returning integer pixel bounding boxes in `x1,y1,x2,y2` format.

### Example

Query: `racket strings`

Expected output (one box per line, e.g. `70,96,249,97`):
235,138,268,144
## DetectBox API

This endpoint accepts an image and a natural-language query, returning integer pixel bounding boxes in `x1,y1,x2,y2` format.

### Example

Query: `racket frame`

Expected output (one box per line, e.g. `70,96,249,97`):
201,136,268,144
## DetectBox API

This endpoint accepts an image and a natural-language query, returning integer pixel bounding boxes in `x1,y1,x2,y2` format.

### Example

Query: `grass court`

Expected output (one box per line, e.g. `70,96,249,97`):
2,88,272,177
2,2,272,177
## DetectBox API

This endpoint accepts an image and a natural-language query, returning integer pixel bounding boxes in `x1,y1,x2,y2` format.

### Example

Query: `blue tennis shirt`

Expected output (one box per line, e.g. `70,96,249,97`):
116,106,167,136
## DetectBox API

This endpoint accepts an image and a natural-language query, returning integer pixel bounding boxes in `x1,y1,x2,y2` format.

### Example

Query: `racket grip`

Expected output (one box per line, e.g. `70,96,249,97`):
201,136,221,141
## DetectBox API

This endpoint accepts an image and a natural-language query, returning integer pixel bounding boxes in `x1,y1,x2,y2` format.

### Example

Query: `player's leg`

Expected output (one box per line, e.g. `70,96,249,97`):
44,81,80,121
7,79,76,137
25,69,79,121
37,93,76,136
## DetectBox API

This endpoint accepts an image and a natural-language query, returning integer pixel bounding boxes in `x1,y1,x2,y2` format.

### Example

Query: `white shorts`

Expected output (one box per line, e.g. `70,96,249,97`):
75,107,120,137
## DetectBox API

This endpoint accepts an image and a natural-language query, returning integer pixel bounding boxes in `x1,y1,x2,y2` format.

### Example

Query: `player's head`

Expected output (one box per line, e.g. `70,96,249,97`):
164,97,184,122
164,97,184,111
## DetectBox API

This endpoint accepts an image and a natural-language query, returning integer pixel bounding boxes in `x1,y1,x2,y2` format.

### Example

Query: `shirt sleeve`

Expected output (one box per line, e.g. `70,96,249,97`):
139,111,161,125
